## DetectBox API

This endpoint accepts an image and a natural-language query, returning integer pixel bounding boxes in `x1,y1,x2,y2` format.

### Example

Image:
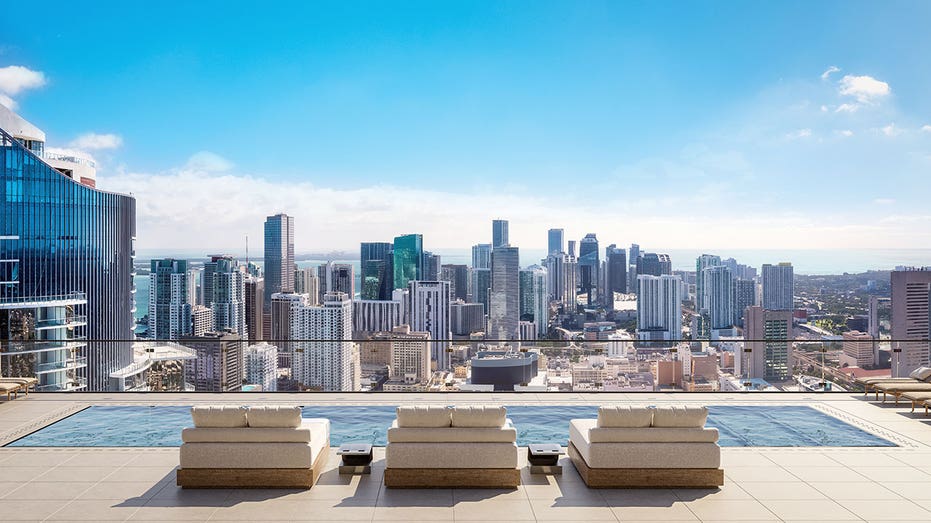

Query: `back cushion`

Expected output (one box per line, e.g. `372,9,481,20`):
597,406,653,428
652,406,708,428
248,406,302,428
397,406,451,428
451,405,507,428
909,367,931,380
191,406,247,428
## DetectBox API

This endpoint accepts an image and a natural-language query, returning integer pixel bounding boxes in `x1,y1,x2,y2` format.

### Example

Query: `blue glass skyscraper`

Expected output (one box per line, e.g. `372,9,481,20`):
392,234,422,290
263,214,295,308
1,111,136,391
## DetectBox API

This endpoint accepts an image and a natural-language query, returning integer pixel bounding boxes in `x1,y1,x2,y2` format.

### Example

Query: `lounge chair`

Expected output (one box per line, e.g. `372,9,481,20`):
898,391,931,414
865,367,931,401
0,377,38,396
873,382,931,404
568,405,724,488
384,405,520,488
177,405,330,489
0,382,21,401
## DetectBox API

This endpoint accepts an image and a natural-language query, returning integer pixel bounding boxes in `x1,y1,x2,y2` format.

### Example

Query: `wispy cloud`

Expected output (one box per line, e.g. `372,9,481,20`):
922,125,931,133
821,65,840,80
880,123,900,137
785,128,812,140
838,74,890,104
184,151,234,172
68,133,123,150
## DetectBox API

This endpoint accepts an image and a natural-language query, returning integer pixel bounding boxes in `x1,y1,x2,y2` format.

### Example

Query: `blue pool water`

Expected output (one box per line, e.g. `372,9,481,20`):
6,405,895,448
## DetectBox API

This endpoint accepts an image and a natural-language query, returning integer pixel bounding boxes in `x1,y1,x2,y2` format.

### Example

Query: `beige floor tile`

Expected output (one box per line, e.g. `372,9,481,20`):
1,466,60,482
372,505,455,520
101,466,177,483
376,487,453,506
521,476,605,502
783,466,870,482
685,499,779,521
144,486,234,507
758,452,843,468
126,504,219,520
452,487,528,502
1,452,77,467
527,499,617,521
36,466,116,482
78,481,168,501
719,452,774,467
0,499,72,520
808,481,904,500
882,481,931,500
850,466,931,482
126,452,181,467
739,481,828,500
724,466,798,482
609,500,698,521
46,499,144,521
2,481,94,500
841,499,931,520
61,452,138,468
831,452,916,467
599,488,677,504
0,481,25,498
760,499,859,521
452,499,536,521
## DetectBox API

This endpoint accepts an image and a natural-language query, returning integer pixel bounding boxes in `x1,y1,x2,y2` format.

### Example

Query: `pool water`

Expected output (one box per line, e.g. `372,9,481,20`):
5,405,895,448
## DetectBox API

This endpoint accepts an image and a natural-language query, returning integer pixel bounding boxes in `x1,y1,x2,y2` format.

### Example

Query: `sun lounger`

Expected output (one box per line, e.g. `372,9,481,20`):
0,377,38,396
384,405,520,488
568,405,724,488
897,391,931,414
177,405,330,489
873,382,931,404
857,367,931,396
0,382,22,401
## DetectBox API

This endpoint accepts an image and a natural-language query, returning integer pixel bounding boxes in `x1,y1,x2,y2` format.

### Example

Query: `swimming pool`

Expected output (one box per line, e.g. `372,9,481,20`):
5,405,895,448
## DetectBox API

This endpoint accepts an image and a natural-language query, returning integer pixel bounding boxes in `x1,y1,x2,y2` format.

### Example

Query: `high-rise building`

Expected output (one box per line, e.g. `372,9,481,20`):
743,306,793,381
702,265,735,331
695,254,723,311
181,331,244,392
471,243,492,269
488,246,520,343
518,266,548,337
441,264,469,301
263,214,295,307
543,253,577,308
210,257,247,337
519,269,535,321
393,234,423,290
293,267,320,306
324,262,354,298
244,276,264,340
578,234,600,305
567,240,576,258
422,251,441,281
270,292,308,369
733,278,756,328
148,259,192,340
637,275,683,341
470,267,491,314
291,292,355,391
890,268,931,376
451,300,485,335
1,106,136,391
360,241,393,301
605,245,628,305
352,289,407,335
492,219,509,248
762,262,794,311
842,330,875,368
191,305,214,336
547,228,565,255
244,342,278,391
407,281,451,369
386,325,432,384
637,252,672,277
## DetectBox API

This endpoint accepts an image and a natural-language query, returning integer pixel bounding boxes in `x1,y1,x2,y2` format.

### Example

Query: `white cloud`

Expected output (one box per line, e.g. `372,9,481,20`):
922,125,931,133
821,65,840,80
0,93,15,110
785,128,812,140
838,74,890,103
184,151,234,172
0,65,46,95
835,103,859,113
68,133,123,150
881,123,900,137
874,198,896,205
836,130,854,137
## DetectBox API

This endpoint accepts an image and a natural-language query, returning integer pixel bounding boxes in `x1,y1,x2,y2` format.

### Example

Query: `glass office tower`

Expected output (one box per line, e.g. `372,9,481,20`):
392,234,422,290
0,126,136,391
263,214,295,307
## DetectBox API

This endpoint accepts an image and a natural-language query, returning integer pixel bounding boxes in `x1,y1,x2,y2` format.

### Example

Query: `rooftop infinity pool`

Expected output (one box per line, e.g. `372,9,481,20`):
6,405,895,448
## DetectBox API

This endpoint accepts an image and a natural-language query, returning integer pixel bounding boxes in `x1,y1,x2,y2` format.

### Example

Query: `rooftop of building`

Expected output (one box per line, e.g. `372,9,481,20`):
2,392,931,522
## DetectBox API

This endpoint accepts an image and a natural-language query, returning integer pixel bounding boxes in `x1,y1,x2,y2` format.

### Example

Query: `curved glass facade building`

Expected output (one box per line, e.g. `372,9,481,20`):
1,120,136,391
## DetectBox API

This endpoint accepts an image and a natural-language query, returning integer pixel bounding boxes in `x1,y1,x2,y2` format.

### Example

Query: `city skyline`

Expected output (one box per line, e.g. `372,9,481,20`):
2,2,931,251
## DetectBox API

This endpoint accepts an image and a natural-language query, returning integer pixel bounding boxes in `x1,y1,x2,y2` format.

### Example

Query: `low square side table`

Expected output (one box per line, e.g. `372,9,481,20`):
337,443,373,474
528,443,564,474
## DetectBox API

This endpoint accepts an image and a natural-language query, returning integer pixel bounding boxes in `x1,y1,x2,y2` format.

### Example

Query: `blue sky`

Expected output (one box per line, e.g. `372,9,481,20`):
2,1,930,252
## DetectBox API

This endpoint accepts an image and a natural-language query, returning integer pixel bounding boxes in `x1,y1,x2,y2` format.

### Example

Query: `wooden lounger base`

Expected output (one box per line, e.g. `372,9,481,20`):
385,467,520,488
177,445,327,489
568,442,724,488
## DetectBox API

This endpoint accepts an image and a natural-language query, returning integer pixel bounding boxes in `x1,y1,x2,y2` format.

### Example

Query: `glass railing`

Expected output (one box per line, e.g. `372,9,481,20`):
1,337,925,393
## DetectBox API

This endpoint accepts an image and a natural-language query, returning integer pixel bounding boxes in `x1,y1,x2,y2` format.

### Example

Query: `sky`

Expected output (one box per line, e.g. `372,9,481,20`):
1,1,931,255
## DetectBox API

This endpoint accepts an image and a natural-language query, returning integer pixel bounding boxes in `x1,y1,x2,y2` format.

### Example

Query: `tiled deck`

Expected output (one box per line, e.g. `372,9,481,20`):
2,392,931,522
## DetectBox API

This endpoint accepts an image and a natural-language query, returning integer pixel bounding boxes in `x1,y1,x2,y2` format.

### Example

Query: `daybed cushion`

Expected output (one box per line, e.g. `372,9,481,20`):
190,406,247,428
451,405,507,428
388,419,516,443
597,406,653,428
180,442,318,469
571,419,718,443
247,405,302,428
385,442,518,468
182,418,328,444
397,406,451,428
651,406,708,428
570,421,719,469
909,367,931,381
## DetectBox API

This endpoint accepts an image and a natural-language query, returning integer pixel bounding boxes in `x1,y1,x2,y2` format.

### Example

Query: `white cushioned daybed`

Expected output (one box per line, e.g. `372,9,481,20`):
384,405,520,488
568,405,724,488
177,405,330,489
